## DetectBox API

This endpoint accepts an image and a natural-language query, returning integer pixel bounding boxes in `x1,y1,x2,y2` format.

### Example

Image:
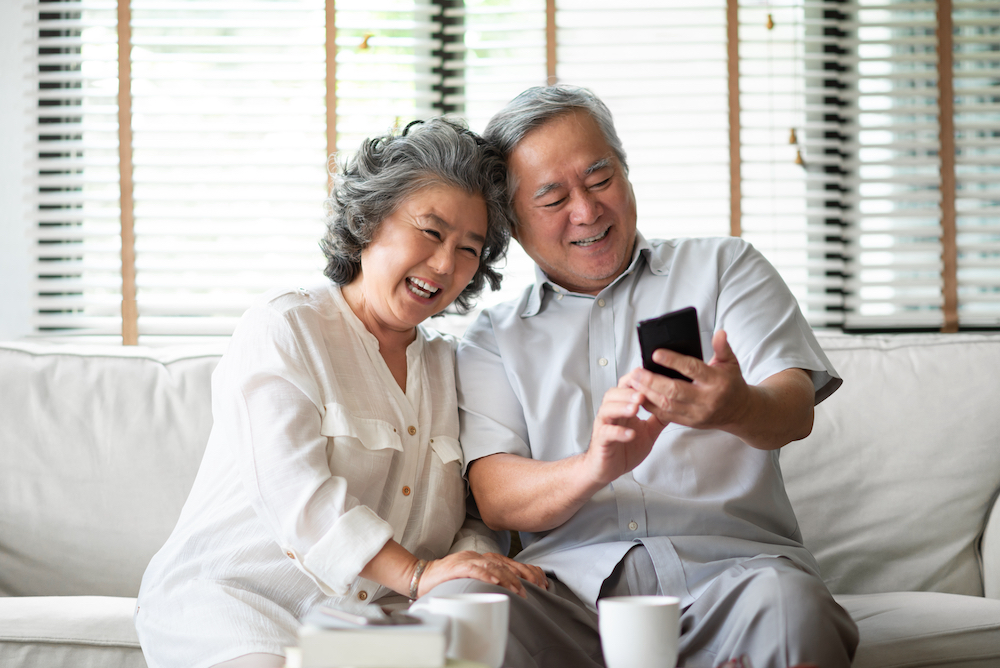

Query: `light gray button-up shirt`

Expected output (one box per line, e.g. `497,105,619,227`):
456,233,841,610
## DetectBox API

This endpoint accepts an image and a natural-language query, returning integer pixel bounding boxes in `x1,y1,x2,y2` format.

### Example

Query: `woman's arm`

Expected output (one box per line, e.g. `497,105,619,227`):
360,539,545,598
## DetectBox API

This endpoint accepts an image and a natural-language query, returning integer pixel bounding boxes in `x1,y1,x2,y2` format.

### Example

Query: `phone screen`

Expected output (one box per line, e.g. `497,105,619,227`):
636,306,702,382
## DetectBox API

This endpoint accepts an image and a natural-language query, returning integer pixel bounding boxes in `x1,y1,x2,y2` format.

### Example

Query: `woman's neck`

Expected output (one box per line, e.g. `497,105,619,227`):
341,280,415,392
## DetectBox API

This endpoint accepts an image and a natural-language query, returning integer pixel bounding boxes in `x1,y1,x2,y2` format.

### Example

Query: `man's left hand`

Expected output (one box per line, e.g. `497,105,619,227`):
620,330,815,450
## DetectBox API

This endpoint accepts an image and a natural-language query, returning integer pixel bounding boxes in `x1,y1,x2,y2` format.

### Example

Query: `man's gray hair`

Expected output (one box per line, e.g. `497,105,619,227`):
321,117,509,313
482,85,628,228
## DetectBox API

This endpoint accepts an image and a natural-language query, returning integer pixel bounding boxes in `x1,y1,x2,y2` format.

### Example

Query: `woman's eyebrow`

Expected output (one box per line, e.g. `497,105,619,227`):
425,213,486,245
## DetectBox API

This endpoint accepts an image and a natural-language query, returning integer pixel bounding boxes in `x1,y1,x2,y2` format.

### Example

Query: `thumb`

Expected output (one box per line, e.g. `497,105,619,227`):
710,330,737,366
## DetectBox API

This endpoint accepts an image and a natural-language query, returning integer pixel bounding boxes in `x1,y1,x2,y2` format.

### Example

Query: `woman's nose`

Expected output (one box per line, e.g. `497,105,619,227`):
429,246,455,275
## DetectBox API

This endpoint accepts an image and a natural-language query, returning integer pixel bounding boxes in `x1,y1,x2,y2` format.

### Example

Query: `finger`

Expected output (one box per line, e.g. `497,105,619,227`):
594,422,636,445
498,556,549,589
709,329,737,366
651,347,706,382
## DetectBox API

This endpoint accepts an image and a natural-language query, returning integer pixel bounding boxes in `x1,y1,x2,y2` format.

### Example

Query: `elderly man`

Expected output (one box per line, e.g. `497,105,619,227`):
449,86,859,668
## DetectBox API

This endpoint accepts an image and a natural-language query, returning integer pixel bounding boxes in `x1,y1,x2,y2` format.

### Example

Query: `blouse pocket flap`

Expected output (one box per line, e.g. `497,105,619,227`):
429,436,463,465
321,402,403,453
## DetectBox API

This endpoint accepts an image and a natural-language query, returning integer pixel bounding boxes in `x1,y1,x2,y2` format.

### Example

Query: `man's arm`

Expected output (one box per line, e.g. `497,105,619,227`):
621,329,815,450
468,385,666,532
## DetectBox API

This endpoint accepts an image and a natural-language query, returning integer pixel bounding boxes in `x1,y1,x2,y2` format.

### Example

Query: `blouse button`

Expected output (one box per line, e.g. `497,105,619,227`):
358,590,368,601
286,551,295,560
402,486,411,497
598,358,608,367
628,521,638,531
407,425,417,436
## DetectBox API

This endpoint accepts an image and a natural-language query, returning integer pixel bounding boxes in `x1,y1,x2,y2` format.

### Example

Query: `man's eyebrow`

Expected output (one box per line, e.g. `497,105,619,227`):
585,158,612,175
531,158,614,200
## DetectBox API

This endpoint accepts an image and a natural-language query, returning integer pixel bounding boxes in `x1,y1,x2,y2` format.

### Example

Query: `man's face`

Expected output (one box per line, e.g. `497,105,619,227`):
508,109,637,296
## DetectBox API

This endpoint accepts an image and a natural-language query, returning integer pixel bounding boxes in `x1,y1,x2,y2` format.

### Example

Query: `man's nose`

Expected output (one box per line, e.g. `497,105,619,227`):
568,191,600,226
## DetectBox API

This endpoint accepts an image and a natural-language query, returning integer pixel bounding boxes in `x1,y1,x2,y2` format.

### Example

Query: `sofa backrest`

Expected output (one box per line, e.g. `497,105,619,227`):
780,333,1000,598
0,342,223,597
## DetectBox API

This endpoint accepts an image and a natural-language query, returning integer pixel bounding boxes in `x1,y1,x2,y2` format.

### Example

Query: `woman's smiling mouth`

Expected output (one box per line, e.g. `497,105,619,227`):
407,277,441,299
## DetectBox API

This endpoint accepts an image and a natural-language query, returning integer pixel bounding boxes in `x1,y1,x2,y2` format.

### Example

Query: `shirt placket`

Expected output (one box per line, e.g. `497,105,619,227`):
590,285,648,542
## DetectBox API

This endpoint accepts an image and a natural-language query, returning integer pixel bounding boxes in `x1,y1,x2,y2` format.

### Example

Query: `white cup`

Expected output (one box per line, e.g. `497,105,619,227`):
411,593,510,668
598,595,680,668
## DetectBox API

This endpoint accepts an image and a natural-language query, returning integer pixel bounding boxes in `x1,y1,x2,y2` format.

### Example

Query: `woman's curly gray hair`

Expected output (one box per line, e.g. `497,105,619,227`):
321,118,510,313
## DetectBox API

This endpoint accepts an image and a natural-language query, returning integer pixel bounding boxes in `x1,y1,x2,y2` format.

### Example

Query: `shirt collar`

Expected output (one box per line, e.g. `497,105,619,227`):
521,231,664,317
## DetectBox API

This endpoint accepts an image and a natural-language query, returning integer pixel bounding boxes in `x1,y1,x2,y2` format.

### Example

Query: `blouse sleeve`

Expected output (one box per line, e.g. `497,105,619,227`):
213,301,394,596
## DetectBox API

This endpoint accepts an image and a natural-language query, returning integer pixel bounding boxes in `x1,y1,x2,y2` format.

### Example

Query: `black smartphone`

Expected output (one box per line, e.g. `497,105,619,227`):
636,306,703,382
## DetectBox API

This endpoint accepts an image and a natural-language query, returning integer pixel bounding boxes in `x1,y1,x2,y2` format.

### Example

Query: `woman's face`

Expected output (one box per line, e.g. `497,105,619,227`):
353,182,488,335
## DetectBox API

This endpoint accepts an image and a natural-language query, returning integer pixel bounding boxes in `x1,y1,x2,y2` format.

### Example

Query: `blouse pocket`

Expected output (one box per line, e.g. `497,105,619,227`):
321,402,402,499
423,436,466,550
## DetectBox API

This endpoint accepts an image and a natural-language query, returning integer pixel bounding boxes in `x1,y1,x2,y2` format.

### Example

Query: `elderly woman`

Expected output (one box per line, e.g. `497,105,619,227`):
135,119,544,668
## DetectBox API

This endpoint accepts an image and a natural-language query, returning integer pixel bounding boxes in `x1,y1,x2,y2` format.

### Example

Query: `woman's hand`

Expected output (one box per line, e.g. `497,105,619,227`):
416,550,548,599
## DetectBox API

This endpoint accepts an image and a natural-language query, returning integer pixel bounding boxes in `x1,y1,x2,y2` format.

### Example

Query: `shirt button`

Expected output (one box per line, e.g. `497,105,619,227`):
598,358,608,367
402,486,411,496
555,293,563,300
598,299,606,307
286,551,295,559
628,521,638,531
407,426,416,436
358,591,368,601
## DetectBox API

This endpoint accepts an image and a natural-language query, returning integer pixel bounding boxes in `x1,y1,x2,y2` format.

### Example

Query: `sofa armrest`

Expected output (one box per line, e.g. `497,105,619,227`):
983,492,1000,599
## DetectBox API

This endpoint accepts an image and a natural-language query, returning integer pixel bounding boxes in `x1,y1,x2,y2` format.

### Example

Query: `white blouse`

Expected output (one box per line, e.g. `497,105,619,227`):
136,282,496,668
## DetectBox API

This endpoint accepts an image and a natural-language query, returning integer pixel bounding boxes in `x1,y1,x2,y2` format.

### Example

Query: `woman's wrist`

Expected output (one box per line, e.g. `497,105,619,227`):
409,558,429,599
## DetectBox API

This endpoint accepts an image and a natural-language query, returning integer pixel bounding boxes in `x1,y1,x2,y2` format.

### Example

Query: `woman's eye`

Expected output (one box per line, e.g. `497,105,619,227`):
423,229,442,239
462,246,481,258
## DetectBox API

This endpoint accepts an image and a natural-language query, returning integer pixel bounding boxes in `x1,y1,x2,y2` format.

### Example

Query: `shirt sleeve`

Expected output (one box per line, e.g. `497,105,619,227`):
455,310,533,474
214,303,394,596
715,239,842,404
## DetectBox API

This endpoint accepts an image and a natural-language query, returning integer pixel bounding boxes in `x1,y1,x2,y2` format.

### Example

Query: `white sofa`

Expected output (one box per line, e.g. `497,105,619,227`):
1,334,999,668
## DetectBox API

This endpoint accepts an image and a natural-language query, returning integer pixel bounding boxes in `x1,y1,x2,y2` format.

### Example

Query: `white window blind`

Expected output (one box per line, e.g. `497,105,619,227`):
739,1,849,327
556,1,732,240
334,0,442,153
28,1,121,336
954,2,1000,327
841,0,944,329
128,0,328,338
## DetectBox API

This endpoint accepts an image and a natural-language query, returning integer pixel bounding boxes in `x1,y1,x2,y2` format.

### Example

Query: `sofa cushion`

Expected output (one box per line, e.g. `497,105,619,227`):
781,333,1000,596
839,591,1000,668
0,595,146,668
0,342,223,597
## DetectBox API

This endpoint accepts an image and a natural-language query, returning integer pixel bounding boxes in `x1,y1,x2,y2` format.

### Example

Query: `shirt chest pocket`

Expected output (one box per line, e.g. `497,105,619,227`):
423,435,465,542
321,402,402,499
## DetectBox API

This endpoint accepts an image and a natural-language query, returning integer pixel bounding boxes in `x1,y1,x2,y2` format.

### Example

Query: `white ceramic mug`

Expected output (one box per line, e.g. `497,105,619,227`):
598,595,680,668
411,592,510,668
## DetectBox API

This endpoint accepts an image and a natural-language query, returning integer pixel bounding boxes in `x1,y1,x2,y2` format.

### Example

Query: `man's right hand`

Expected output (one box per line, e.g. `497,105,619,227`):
583,385,667,485
469,382,668,534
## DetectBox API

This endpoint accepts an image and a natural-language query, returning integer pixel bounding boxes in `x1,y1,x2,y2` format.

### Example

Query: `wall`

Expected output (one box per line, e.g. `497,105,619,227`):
0,2,31,339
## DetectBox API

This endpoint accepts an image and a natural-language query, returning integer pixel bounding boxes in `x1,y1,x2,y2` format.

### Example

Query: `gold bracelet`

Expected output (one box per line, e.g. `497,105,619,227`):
409,559,428,600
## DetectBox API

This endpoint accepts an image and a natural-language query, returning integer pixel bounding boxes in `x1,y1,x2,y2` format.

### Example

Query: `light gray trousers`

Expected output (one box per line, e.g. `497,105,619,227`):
426,546,858,668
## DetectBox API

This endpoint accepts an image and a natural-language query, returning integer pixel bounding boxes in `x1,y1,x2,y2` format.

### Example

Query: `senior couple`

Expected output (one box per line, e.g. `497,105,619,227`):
136,86,859,668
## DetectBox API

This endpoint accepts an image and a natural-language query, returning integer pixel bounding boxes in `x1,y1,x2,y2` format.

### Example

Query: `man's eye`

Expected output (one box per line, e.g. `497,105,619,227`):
542,197,566,208
590,178,611,189
423,229,442,239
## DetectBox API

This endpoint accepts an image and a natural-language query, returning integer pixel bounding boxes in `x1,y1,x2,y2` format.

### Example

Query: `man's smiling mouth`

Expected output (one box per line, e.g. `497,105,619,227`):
571,227,610,247
407,277,440,299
